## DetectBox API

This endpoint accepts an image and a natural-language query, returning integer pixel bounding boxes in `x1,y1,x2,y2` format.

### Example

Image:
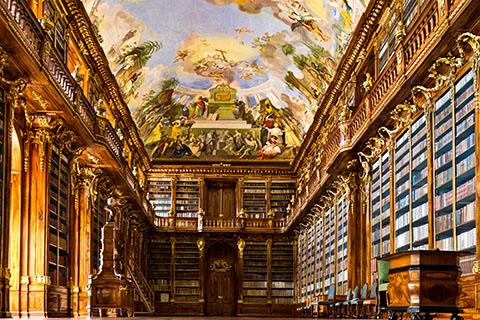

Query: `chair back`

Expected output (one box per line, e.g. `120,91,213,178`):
377,259,390,287
327,284,336,300
351,285,359,300
345,287,352,300
361,283,368,299
369,280,377,298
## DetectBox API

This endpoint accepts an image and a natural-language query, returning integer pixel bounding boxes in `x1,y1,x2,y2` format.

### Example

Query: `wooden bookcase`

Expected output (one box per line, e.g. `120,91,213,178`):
270,181,296,218
175,178,200,218
174,241,199,302
0,88,4,247
306,226,315,299
242,181,267,218
271,241,294,304
92,187,107,274
48,142,70,287
147,177,172,217
147,239,172,303
336,193,348,295
314,215,324,296
323,204,335,291
243,241,267,304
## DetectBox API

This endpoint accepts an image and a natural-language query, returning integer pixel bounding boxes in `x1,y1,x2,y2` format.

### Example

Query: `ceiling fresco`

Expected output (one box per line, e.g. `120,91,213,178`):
83,0,367,160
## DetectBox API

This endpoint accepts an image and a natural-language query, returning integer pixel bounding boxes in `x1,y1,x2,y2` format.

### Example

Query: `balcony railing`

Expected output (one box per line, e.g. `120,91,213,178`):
153,216,286,232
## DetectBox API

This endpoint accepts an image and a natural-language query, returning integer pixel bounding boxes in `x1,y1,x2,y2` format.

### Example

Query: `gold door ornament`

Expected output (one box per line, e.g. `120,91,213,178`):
209,259,232,272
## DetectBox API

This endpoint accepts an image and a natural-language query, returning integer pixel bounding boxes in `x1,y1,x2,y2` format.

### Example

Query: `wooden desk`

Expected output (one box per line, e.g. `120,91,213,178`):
383,250,470,320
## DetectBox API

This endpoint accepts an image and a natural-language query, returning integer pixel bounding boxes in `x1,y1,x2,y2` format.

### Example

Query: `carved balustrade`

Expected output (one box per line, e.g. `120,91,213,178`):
153,216,285,232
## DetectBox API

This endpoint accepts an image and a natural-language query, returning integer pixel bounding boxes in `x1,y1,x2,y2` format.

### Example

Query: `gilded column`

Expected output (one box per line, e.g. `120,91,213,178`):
71,163,95,316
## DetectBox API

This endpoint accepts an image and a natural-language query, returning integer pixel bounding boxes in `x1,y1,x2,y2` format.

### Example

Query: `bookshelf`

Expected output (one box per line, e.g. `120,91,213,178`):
380,151,391,256
434,68,476,273
174,241,199,302
243,241,267,304
147,239,172,303
395,129,411,252
48,143,70,287
270,180,296,218
323,205,335,290
336,193,348,295
271,241,294,304
0,88,4,245
147,177,172,217
314,215,324,296
306,225,315,299
92,186,107,274
175,178,200,218
243,181,267,218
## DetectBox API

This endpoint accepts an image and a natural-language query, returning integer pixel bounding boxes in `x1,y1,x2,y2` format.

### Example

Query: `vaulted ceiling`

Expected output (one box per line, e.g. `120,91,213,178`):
83,0,367,161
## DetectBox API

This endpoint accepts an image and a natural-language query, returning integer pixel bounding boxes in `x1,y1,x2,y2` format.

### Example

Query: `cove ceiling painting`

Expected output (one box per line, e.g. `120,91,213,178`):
84,0,367,160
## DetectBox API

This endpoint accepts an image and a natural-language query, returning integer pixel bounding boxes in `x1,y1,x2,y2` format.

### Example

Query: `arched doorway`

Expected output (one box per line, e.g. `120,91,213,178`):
205,242,236,316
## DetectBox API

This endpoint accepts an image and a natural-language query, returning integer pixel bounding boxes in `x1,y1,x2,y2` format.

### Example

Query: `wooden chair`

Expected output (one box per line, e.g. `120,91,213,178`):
334,287,351,317
315,284,336,318
345,285,360,318
362,281,377,318
351,283,369,318
377,259,390,318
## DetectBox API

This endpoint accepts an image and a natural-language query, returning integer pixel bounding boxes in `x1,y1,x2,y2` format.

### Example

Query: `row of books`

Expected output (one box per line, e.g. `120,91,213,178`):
437,237,454,250
396,152,410,169
244,289,267,296
272,297,293,304
456,177,475,201
243,189,266,193
457,153,475,176
412,151,427,168
456,98,475,120
412,224,428,242
456,113,474,136
435,149,453,168
175,288,199,295
395,231,410,248
435,118,452,138
455,133,475,156
412,139,427,157
412,167,428,185
396,180,409,196
412,202,428,221
49,234,67,250
436,130,453,151
396,212,410,229
436,167,453,186
457,228,476,250
396,194,409,210
435,212,453,233
435,189,453,210
456,201,475,225
412,184,427,201
455,84,474,108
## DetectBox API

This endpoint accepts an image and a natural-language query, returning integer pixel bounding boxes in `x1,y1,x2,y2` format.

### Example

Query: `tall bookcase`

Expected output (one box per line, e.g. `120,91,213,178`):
323,205,335,289
92,186,107,274
336,193,348,295
306,226,315,299
271,241,294,304
174,241,199,302
243,241,267,304
175,178,200,218
270,180,296,218
147,239,172,303
393,114,429,252
371,149,393,259
434,68,476,273
147,177,172,217
0,88,4,246
314,215,324,296
243,181,267,218
48,143,69,286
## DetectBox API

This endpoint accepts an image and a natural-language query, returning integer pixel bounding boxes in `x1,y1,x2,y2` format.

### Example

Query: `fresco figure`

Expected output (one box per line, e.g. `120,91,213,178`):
285,0,330,42
257,135,281,159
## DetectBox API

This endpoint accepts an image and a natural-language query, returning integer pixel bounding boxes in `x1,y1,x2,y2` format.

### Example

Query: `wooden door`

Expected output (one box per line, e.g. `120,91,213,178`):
205,180,236,218
205,243,236,316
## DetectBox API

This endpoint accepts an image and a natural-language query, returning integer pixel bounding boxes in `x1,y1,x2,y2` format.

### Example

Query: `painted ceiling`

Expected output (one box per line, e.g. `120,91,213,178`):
83,0,367,161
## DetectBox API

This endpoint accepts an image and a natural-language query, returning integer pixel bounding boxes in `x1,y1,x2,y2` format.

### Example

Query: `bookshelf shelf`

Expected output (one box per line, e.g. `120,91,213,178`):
270,180,296,218
174,241,199,303
243,181,267,218
175,178,200,218
147,177,172,218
